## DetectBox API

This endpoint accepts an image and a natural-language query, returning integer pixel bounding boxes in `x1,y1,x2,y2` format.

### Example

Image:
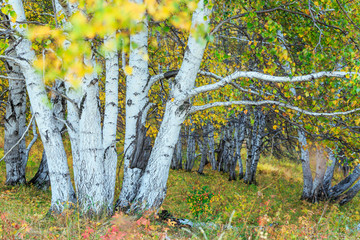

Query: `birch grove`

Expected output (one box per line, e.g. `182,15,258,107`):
0,0,359,216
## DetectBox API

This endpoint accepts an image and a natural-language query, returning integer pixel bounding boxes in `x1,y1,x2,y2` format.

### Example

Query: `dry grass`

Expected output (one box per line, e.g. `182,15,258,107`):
1,127,360,239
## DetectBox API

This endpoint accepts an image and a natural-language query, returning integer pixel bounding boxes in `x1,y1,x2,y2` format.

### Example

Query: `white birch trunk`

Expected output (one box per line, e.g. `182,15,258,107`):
117,12,149,210
133,103,188,209
103,33,119,209
77,58,106,214
65,82,81,194
4,52,27,185
9,0,76,213
30,80,65,189
133,0,211,210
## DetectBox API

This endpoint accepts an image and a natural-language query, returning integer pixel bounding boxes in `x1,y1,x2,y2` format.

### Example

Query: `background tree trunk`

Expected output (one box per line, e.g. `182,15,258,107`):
197,135,208,175
236,113,246,179
298,130,313,201
244,108,265,185
207,123,216,170
185,123,196,172
171,131,183,170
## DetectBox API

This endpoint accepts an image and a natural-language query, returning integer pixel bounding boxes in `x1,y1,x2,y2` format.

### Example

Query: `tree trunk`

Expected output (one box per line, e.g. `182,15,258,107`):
207,123,216,170
298,130,313,201
338,180,360,205
244,108,265,185
311,147,327,202
133,102,188,210
319,148,336,200
117,13,150,210
236,113,246,179
328,165,360,199
77,58,106,214
247,109,265,184
244,111,254,183
28,151,50,190
171,131,183,170
4,52,27,185
103,33,119,210
185,124,196,172
30,80,65,190
228,127,237,181
9,0,76,213
133,0,211,210
197,135,208,175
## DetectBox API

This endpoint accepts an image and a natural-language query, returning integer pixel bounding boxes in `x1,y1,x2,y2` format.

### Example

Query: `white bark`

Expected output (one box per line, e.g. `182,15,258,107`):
185,71,357,99
30,80,65,189
64,82,81,195
133,0,211,210
9,0,76,213
298,130,313,200
133,102,188,209
103,33,119,208
4,50,27,185
117,10,150,210
77,57,106,214
189,100,360,116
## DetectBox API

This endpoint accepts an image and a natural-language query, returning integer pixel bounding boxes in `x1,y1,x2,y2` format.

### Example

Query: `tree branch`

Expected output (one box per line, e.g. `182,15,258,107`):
183,71,356,100
0,74,25,81
189,100,360,116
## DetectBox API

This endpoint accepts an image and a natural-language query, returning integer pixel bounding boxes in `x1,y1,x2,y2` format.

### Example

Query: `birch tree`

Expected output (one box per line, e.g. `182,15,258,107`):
2,0,360,216
4,0,76,213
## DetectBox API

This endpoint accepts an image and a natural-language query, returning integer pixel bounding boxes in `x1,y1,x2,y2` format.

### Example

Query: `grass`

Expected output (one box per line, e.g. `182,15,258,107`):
1,129,360,239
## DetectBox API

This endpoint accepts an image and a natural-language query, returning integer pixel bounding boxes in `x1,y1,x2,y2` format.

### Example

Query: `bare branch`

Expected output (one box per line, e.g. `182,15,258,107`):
184,71,356,100
143,70,179,94
189,100,360,116
0,74,25,81
0,55,27,66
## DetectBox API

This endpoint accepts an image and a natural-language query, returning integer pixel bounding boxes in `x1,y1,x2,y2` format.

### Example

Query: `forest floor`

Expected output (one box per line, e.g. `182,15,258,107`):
1,132,360,239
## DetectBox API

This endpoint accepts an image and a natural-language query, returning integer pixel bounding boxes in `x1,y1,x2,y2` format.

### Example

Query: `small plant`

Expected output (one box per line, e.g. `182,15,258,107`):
187,185,215,219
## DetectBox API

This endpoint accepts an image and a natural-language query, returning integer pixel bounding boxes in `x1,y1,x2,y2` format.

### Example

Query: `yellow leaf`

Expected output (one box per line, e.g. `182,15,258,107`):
125,66,133,75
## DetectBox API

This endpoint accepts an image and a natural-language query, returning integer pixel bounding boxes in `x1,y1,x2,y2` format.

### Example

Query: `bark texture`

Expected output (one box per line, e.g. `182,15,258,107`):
9,0,76,213
4,53,27,185
117,10,150,210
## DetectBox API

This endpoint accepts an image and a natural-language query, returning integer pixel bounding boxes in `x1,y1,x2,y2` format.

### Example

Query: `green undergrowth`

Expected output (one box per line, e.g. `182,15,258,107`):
1,131,360,239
